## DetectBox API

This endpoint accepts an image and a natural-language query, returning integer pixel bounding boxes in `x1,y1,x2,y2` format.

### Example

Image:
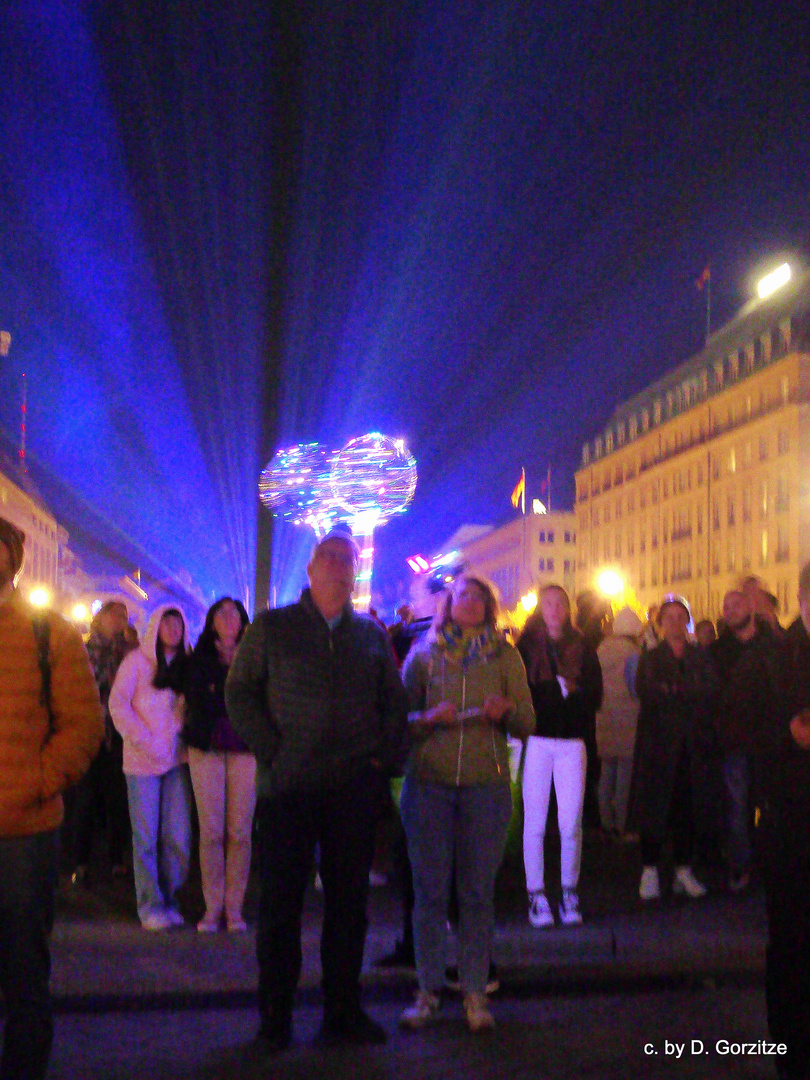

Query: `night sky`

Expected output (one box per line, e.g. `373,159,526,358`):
1,2,809,616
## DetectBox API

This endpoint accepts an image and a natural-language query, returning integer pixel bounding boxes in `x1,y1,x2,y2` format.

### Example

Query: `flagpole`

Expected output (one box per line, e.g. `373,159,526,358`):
547,465,552,514
706,270,712,342
521,467,526,516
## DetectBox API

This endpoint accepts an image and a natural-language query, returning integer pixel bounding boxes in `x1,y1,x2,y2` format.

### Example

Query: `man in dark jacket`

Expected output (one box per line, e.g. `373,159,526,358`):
732,562,810,1079
226,529,409,1052
710,588,773,892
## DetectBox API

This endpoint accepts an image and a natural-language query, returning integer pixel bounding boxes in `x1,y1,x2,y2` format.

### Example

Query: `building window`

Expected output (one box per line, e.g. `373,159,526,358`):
728,448,736,474
727,494,735,527
697,463,704,486
743,441,752,467
759,435,769,461
742,486,752,522
712,456,720,481
617,423,625,446
564,560,571,574
712,498,720,530
627,492,635,512
538,558,546,572
781,376,790,403
547,558,555,572
629,416,638,439
564,531,571,543
548,531,555,543
727,535,736,572
776,476,789,512
582,445,591,465
605,431,614,453
653,401,662,425
761,479,769,516
778,429,789,455
761,529,769,566
696,506,703,535
715,361,724,388
539,531,546,543
776,526,789,563
639,565,646,588
604,504,611,523
642,409,650,431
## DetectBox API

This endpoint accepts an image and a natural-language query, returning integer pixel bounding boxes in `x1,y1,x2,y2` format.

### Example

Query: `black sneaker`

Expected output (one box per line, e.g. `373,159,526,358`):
316,1008,387,1047
256,1014,292,1054
374,939,415,968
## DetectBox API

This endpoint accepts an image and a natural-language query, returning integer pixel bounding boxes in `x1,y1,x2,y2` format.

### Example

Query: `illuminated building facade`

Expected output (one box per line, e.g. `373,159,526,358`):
459,511,578,610
575,267,810,623
0,456,59,594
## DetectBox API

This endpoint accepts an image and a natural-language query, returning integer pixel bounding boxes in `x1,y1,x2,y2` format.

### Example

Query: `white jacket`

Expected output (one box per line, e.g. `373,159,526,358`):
109,604,189,776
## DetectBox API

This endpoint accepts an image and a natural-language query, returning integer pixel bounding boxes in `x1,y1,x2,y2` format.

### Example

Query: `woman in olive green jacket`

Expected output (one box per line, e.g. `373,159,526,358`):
399,575,534,1034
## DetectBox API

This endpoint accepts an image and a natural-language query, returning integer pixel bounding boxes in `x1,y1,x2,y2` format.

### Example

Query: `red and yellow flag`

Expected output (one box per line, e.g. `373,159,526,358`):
510,468,525,511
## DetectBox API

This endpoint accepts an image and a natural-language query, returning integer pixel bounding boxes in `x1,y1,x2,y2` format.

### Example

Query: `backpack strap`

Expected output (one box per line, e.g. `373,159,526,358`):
32,614,55,733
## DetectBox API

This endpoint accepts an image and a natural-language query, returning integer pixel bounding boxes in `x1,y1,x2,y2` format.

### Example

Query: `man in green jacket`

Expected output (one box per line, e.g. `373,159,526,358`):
226,528,409,1053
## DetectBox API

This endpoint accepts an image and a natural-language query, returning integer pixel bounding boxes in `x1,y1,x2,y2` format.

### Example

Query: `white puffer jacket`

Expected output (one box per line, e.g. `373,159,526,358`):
109,604,189,776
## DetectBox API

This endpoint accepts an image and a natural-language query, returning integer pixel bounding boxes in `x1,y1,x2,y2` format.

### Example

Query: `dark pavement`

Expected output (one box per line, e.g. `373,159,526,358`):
24,830,777,1078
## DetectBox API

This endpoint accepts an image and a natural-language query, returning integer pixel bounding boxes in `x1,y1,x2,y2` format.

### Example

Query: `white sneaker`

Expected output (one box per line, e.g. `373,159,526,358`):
528,891,554,928
559,888,583,926
673,865,707,899
463,992,495,1033
639,866,661,901
141,911,172,931
400,991,441,1030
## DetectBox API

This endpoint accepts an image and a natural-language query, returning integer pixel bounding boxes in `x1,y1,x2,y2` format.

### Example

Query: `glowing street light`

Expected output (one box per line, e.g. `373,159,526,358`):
71,603,89,623
520,590,538,614
29,587,52,608
757,263,791,299
596,570,624,598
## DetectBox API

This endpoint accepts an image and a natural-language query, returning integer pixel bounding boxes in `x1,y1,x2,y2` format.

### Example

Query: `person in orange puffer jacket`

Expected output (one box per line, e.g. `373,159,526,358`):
0,516,103,1080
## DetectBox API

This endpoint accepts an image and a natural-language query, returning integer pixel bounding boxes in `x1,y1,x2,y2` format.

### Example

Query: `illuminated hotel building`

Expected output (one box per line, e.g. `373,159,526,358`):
458,511,578,609
575,266,810,624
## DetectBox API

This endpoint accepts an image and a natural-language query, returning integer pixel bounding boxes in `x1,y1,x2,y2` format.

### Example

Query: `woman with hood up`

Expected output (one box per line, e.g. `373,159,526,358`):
595,606,643,841
109,605,193,930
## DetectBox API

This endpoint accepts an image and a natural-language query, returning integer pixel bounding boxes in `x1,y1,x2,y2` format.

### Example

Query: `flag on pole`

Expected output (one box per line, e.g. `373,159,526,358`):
695,265,711,291
510,468,526,513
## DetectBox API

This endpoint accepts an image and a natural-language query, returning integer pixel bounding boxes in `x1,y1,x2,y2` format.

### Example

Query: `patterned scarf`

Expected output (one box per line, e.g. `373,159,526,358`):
434,621,502,668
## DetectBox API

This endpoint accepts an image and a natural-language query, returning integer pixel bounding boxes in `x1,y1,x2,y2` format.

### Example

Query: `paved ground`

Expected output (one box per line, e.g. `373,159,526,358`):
45,986,777,1080
23,828,776,1078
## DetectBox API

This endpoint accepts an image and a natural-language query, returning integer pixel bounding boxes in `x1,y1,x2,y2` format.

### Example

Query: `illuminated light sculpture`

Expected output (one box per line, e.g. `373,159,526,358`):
259,434,417,612
330,434,417,611
258,442,339,536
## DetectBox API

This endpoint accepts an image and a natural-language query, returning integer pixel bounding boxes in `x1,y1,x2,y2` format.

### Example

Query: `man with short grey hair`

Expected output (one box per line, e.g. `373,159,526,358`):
226,528,409,1053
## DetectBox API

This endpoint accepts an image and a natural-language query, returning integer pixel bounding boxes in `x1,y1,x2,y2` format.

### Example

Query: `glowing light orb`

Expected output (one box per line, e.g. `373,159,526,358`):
596,569,624,597
29,587,52,608
330,433,417,520
258,443,338,534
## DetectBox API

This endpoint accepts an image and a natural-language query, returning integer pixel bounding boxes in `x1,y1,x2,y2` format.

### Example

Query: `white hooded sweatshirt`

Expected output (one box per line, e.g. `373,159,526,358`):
109,604,189,776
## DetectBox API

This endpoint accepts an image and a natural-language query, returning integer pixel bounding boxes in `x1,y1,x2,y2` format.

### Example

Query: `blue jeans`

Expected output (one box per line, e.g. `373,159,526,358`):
0,829,59,1080
723,752,751,876
401,778,513,996
126,766,192,921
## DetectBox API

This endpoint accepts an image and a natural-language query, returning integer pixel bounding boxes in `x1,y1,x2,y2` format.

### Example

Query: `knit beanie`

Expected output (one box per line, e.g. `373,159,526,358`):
0,517,25,579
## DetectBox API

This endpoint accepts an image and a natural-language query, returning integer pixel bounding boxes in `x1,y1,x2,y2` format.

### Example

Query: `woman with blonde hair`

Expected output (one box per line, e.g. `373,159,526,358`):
399,574,534,1033
518,584,603,928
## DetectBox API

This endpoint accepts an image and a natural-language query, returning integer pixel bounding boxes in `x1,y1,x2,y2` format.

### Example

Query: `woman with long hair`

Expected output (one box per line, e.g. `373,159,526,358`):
185,597,255,932
399,575,534,1033
109,606,192,930
518,584,603,929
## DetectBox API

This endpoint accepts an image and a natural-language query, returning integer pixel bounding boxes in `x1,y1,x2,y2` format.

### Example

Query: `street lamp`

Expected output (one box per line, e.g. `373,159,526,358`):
757,263,791,299
29,587,52,608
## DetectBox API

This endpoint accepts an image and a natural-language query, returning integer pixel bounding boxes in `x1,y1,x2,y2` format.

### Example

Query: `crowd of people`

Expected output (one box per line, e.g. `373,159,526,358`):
1,511,810,1079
